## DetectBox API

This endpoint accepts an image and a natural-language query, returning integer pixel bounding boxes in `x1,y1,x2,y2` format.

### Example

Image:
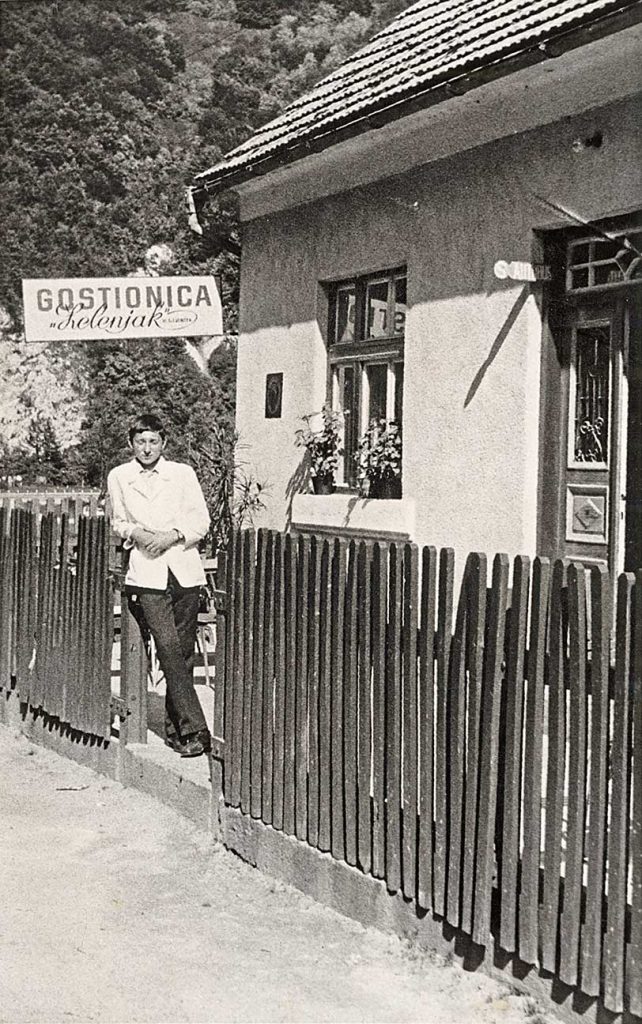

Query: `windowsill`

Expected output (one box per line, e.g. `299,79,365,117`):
291,492,415,542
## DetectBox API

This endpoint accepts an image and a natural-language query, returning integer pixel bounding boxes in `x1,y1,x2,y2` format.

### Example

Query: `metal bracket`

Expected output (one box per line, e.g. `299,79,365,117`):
211,735,225,761
110,695,130,718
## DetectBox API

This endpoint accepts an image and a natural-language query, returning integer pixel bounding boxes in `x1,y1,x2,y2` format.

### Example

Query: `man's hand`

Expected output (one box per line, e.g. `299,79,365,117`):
140,529,179,557
130,526,156,548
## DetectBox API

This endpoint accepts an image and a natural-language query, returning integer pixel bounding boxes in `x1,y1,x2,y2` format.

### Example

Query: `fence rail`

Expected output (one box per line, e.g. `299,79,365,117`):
0,507,113,739
222,527,642,1019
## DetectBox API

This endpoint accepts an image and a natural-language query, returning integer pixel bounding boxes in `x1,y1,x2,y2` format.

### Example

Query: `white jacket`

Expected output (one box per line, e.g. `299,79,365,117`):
107,457,210,589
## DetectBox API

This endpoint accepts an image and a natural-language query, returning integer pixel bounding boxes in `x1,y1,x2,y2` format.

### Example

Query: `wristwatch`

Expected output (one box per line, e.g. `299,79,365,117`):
174,529,185,544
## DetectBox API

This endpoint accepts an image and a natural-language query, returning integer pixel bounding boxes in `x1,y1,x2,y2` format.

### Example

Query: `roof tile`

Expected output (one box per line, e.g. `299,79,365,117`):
195,0,639,188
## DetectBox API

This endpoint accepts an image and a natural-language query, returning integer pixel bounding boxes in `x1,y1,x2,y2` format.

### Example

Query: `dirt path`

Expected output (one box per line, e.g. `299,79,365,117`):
0,726,550,1024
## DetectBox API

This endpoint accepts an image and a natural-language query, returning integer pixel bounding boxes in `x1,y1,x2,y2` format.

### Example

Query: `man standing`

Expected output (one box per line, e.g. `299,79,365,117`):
107,413,211,757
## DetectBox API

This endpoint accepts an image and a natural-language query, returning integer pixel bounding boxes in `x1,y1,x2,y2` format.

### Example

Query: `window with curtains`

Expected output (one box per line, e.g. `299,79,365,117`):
328,267,406,487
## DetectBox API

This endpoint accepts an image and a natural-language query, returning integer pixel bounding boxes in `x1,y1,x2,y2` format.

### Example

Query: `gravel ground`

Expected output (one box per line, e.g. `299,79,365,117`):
0,725,554,1024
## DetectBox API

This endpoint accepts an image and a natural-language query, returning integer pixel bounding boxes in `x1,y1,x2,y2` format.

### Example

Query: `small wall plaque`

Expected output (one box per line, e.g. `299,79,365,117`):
265,373,283,419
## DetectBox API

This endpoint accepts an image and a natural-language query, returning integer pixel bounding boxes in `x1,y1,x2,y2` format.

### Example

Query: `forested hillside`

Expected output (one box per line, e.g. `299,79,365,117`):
0,0,406,512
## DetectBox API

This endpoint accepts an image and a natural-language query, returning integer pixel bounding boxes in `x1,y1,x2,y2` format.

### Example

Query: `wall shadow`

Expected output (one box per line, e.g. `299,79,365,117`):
285,455,311,531
464,285,530,408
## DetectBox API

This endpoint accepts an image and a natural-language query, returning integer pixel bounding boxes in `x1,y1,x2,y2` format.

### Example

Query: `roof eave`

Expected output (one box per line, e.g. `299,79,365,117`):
191,1,642,202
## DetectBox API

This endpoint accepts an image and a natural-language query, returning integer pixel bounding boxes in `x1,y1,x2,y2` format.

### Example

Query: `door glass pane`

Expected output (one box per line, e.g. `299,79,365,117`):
366,280,389,338
367,363,387,423
336,287,355,343
574,324,610,463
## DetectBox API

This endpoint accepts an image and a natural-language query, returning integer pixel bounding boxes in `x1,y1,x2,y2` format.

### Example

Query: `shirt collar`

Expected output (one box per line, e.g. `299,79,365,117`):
133,455,167,476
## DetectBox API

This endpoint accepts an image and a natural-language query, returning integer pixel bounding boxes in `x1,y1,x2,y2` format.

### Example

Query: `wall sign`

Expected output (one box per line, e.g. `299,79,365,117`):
22,275,223,342
265,373,283,419
493,260,552,282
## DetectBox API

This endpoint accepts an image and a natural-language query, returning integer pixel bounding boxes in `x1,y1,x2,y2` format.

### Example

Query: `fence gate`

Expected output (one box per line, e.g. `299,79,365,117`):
0,507,114,740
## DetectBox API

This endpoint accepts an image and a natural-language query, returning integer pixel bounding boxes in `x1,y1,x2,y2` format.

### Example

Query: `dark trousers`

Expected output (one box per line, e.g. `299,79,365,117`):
128,571,207,741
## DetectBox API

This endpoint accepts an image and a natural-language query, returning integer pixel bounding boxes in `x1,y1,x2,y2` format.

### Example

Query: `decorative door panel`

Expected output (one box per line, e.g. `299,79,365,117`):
563,304,623,567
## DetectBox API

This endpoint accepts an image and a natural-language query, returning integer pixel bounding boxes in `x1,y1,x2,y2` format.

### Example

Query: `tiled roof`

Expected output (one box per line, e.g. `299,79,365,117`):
194,0,640,191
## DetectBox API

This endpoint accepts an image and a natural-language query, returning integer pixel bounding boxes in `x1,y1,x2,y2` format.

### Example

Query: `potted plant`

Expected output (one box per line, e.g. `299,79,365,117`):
356,419,402,499
295,406,343,494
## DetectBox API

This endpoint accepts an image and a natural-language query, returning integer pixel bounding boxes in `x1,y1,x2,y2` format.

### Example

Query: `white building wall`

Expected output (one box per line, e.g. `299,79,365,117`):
235,93,641,560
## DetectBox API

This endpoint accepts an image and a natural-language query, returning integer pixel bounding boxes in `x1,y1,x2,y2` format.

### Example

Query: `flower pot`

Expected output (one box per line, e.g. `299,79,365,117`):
312,474,335,495
369,477,401,499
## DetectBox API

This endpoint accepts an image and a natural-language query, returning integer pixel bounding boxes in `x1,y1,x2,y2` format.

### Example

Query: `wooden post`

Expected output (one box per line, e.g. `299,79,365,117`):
119,572,148,745
210,550,227,829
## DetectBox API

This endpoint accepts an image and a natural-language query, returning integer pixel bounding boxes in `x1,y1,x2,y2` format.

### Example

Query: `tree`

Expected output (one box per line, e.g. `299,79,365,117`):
0,0,397,508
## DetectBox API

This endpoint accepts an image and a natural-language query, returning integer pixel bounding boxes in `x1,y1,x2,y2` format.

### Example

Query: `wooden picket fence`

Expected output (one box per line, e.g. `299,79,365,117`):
222,528,642,1019
0,489,101,519
0,507,114,739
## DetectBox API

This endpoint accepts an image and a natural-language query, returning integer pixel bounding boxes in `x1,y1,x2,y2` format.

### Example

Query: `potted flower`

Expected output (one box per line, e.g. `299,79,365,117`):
356,419,402,499
295,406,343,494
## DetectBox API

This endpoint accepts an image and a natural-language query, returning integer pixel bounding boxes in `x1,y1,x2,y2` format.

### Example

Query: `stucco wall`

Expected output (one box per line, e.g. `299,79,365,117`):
236,94,641,559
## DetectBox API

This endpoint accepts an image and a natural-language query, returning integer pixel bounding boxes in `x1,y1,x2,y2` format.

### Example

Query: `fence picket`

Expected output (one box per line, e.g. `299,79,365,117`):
385,543,403,893
603,573,634,1013
223,531,238,801
95,518,113,740
418,546,437,910
251,530,266,818
84,518,100,734
446,553,470,927
307,536,322,846
9,510,20,679
51,516,69,721
272,533,286,829
295,535,310,840
69,513,84,729
15,511,33,697
434,548,454,917
518,557,550,966
344,540,358,867
357,541,372,875
541,559,568,973
499,555,530,952
0,509,11,686
402,543,419,902
46,515,62,713
472,552,509,947
559,562,588,986
31,515,52,710
579,564,610,995
318,538,333,852
240,530,256,815
261,533,275,824
282,534,297,835
229,530,245,808
461,552,487,933
331,539,347,862
371,542,388,879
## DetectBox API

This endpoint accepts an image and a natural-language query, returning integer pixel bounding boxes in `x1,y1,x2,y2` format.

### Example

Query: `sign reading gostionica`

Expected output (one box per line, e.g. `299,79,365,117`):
22,275,223,342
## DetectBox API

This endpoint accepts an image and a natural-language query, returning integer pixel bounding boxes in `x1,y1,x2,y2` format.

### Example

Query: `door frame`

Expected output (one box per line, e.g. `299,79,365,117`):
537,215,641,571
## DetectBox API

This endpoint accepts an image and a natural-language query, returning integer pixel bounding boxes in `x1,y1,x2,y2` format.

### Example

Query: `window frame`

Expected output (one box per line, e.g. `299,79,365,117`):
327,267,406,489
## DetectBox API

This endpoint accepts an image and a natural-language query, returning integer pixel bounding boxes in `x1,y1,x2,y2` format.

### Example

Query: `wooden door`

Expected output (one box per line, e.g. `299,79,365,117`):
547,291,641,573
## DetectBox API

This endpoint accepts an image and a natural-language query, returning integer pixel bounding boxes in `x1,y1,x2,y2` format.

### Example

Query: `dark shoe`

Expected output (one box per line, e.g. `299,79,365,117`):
164,734,183,752
179,729,211,758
